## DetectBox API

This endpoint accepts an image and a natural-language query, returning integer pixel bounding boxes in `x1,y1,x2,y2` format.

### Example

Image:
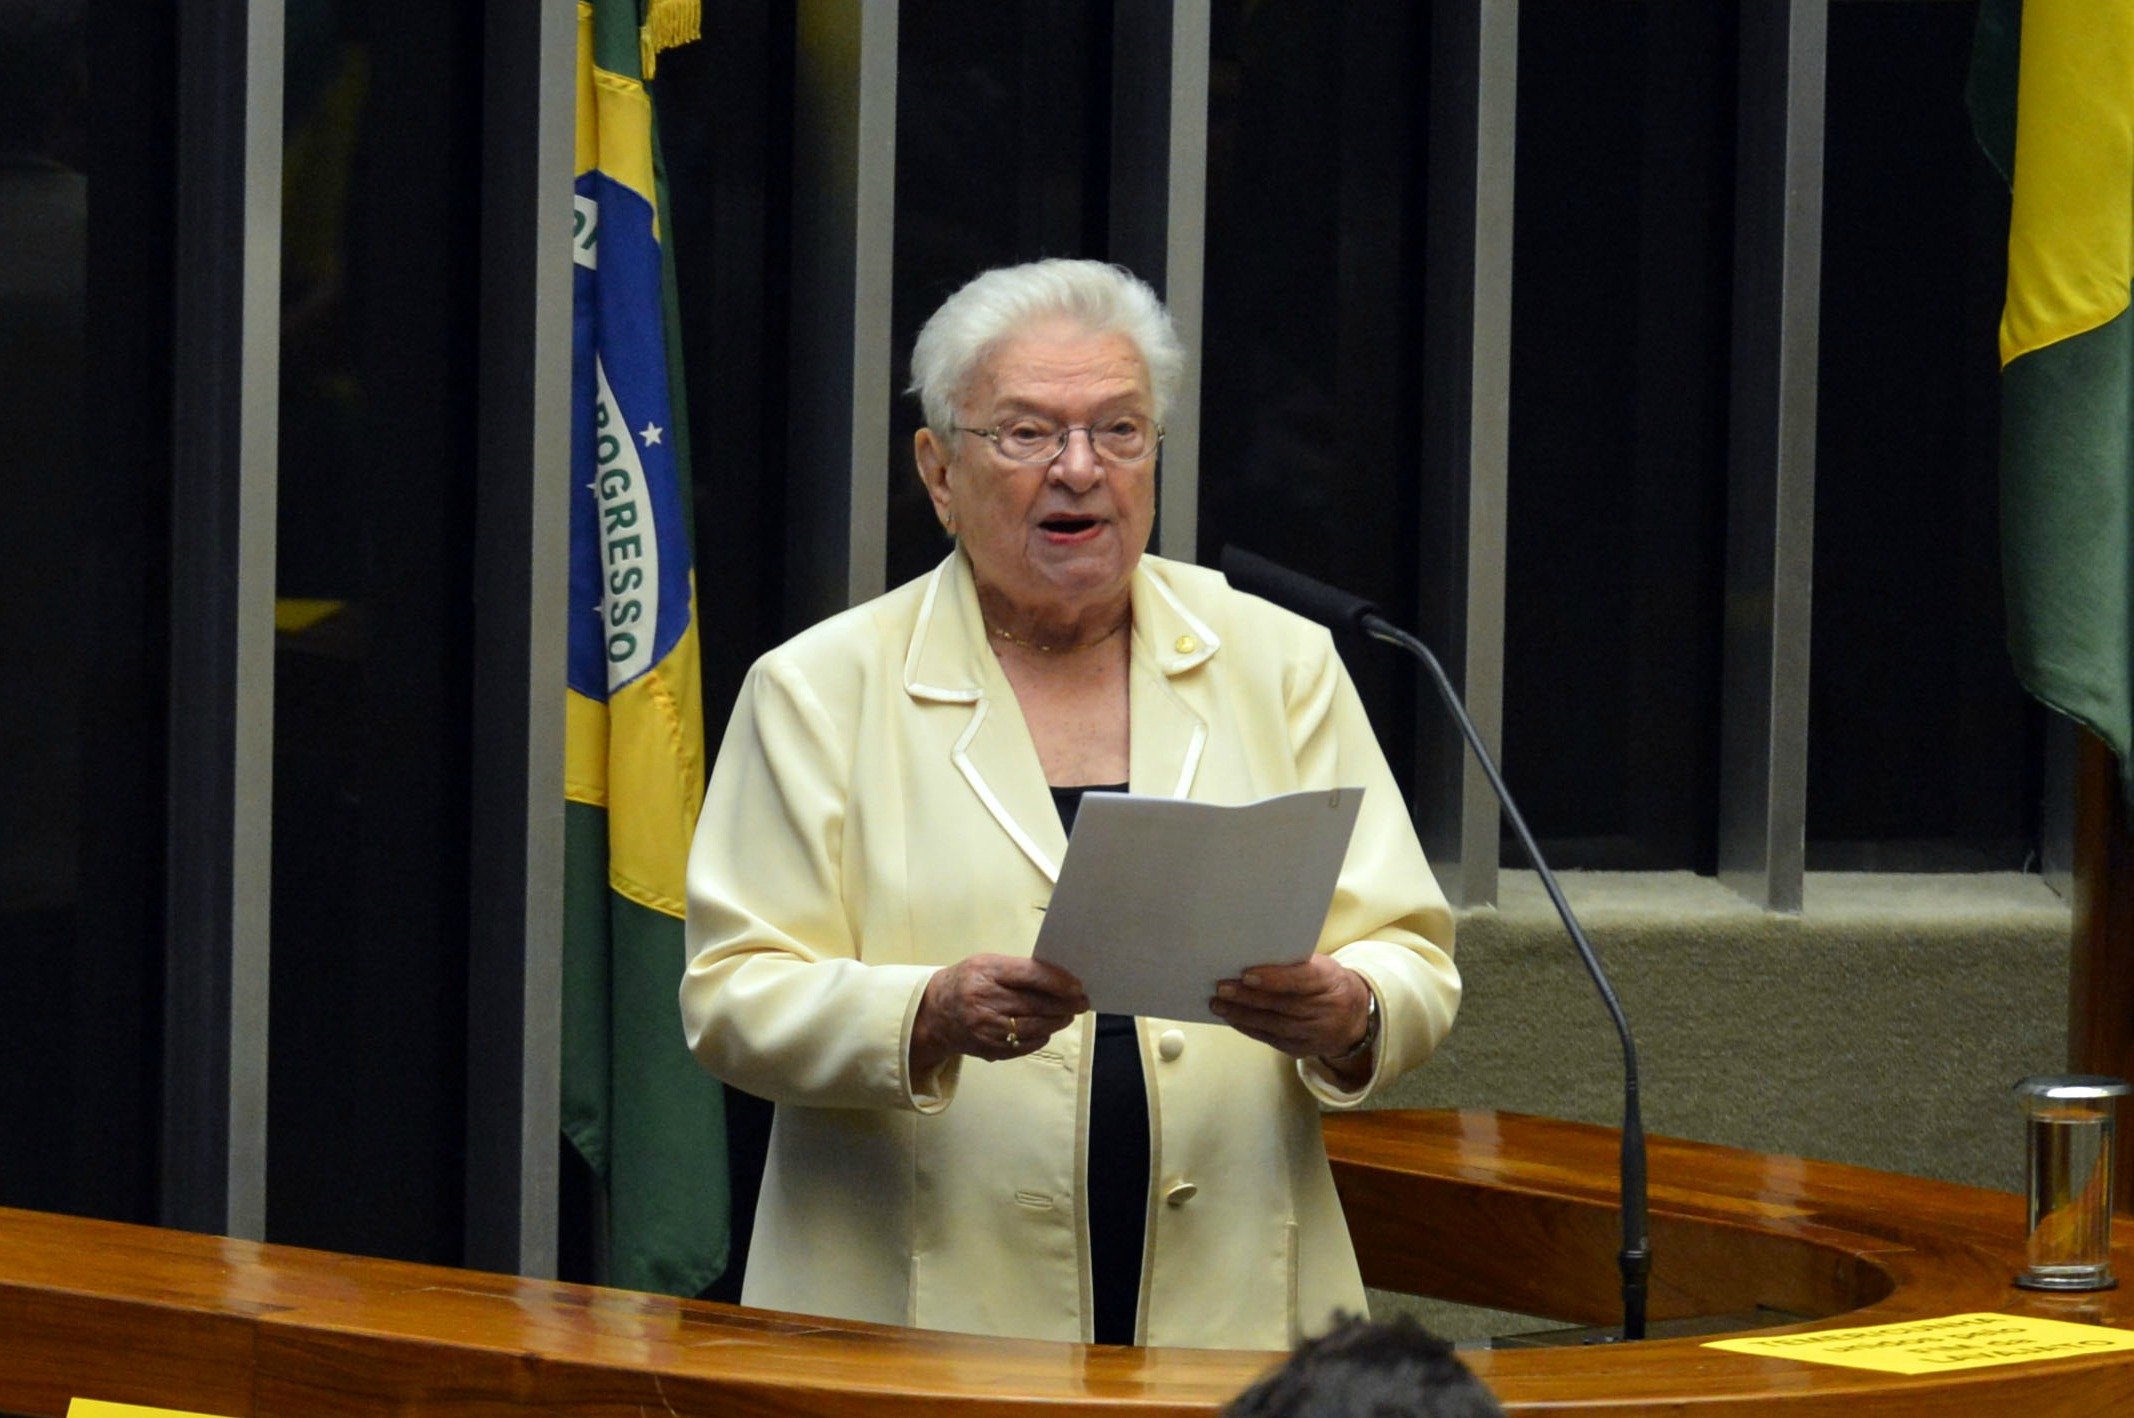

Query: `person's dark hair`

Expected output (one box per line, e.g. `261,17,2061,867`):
1222,1314,1506,1418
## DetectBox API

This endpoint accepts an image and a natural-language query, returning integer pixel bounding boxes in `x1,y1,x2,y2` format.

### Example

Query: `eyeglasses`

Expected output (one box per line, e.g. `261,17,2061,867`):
953,416,1164,466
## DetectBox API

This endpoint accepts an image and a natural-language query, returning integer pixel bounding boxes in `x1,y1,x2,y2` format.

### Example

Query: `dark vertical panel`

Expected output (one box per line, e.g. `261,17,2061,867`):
1199,0,1428,802
1107,2,1165,297
0,0,173,1226
1807,0,2036,869
1503,2,1734,871
266,0,481,1263
1108,0,1170,552
788,0,896,625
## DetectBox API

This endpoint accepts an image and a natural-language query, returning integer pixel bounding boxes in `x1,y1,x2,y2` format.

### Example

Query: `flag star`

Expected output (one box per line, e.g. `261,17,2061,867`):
639,422,664,447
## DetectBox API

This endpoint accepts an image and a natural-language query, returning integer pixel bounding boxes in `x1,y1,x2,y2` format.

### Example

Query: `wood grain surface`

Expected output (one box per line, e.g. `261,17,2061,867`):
5,1109,2132,1415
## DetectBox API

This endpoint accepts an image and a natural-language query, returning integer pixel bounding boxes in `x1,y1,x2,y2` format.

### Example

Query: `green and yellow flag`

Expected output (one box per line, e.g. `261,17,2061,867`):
564,0,725,1295
1972,0,2134,807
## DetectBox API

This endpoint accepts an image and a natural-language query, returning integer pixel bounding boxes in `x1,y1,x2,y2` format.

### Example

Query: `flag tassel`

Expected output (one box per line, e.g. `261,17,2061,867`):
639,0,701,80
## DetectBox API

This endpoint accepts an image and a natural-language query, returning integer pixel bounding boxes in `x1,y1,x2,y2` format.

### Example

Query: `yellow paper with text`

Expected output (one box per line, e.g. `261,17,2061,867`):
1706,1312,2134,1376
69,1402,236,1418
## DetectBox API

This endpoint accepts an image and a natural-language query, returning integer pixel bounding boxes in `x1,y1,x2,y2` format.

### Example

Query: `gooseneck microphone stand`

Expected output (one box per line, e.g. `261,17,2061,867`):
1222,546,1650,1343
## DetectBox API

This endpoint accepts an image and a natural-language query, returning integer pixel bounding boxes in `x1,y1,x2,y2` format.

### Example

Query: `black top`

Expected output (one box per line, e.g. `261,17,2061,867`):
1050,782,1148,1346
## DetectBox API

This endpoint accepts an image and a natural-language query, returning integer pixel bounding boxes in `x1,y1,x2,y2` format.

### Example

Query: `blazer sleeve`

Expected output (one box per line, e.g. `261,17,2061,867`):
1281,626,1461,1107
680,651,959,1114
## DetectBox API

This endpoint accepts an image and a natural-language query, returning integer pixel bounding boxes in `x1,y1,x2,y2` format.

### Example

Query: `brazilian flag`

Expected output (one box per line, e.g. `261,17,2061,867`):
1972,0,2134,809
563,0,725,1295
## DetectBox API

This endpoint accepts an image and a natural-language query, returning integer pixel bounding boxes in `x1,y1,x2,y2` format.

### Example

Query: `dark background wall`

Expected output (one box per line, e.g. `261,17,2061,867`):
0,0,172,1228
264,0,484,1265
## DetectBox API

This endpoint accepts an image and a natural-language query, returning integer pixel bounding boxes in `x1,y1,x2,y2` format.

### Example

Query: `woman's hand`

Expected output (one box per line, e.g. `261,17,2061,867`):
1210,955,1374,1075
910,954,1090,1078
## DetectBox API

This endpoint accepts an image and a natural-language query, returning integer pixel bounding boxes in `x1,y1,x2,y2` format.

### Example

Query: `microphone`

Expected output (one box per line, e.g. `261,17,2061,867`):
1221,545,1652,1343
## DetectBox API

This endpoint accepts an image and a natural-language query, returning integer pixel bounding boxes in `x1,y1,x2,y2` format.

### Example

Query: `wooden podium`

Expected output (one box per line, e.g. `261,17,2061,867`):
5,1109,2133,1415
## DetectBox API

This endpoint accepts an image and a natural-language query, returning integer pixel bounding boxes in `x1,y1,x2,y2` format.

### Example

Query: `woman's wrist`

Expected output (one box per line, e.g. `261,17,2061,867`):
1321,985,1379,1070
908,975,950,1079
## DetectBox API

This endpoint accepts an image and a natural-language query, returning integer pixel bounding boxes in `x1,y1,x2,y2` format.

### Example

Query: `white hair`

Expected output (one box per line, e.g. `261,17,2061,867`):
907,259,1185,433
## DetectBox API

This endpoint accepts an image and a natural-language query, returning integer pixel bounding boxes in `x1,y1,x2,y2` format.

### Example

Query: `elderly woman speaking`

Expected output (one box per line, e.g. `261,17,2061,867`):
682,259,1459,1350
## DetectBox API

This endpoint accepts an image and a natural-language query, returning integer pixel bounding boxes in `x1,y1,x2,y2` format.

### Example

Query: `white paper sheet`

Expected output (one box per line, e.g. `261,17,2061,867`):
1032,788,1364,1023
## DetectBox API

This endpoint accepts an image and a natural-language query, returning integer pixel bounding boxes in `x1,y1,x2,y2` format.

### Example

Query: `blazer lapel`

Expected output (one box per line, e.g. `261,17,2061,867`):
904,554,1067,882
903,554,1224,876
1127,560,1219,800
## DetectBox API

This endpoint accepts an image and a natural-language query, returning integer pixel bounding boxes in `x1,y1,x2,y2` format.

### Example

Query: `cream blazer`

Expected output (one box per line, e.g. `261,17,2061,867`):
681,551,1459,1350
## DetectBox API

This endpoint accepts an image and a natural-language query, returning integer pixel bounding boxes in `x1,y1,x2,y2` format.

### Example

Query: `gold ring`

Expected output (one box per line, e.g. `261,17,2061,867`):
1006,1018,1019,1049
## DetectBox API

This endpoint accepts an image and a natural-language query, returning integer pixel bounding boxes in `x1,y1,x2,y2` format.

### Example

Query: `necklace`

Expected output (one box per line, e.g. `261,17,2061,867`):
986,616,1129,655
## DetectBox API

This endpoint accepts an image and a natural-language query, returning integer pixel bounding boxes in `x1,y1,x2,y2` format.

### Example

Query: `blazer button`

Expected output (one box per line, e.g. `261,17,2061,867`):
1157,1029,1185,1062
1165,1181,1198,1208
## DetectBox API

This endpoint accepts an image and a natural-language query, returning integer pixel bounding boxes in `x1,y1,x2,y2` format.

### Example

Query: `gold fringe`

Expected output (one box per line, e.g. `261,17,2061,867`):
637,0,701,80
